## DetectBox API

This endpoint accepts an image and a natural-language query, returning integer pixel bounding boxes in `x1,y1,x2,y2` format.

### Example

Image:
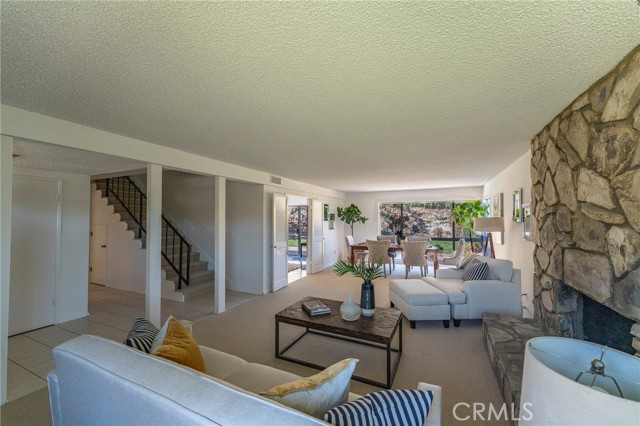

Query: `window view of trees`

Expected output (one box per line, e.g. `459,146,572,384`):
379,201,483,253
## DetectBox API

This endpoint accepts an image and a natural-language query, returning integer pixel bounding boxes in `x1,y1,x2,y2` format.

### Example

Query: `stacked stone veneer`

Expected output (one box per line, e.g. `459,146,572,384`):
530,46,640,355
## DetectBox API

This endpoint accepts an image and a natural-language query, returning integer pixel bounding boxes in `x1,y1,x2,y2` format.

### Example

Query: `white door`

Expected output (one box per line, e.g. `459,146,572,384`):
90,224,107,285
272,193,288,291
308,199,324,274
9,177,59,335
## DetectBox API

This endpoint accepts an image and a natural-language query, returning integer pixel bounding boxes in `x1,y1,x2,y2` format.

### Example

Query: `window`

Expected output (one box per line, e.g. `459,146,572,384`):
379,201,482,253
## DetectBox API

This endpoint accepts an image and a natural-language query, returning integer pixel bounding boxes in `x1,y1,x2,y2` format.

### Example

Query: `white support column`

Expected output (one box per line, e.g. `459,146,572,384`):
0,137,14,405
214,176,226,314
145,164,162,327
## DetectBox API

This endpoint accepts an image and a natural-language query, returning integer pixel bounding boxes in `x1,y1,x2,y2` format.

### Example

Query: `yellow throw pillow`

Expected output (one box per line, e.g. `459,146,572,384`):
152,317,206,372
260,358,358,419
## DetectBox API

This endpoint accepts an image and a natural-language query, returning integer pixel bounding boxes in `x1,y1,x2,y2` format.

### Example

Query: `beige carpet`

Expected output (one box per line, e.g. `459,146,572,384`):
194,267,510,426
0,387,51,426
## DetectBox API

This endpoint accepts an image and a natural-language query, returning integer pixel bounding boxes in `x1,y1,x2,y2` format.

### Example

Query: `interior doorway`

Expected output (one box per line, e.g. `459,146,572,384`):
287,196,308,283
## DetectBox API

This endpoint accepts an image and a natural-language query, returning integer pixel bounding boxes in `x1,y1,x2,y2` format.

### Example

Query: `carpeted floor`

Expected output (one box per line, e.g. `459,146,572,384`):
193,267,509,426
0,387,51,426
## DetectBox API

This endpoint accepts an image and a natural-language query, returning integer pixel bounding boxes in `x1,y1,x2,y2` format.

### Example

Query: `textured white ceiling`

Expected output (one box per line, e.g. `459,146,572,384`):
13,139,144,176
1,1,639,192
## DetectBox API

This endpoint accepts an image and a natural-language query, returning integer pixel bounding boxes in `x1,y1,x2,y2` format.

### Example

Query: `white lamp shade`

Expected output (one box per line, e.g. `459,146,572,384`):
473,217,504,232
520,337,640,426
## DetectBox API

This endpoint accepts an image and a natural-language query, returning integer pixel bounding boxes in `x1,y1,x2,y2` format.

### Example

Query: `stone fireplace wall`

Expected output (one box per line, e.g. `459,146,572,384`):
529,46,640,354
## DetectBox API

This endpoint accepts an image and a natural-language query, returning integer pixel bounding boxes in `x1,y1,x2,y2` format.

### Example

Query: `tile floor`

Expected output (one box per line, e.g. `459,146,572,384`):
6,284,257,402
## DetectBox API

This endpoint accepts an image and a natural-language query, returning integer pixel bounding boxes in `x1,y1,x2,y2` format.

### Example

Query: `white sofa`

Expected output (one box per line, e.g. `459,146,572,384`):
423,255,522,326
47,335,443,426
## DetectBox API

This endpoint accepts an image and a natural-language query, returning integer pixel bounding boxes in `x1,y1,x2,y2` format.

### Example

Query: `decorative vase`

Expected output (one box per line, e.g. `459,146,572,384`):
340,293,361,321
360,281,375,316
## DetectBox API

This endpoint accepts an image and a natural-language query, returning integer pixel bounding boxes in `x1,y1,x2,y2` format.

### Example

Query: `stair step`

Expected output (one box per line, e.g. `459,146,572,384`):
166,269,214,286
162,259,208,273
174,280,215,301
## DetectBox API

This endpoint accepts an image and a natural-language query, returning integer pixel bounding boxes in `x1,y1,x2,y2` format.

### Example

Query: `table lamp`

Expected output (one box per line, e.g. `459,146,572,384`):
473,217,504,258
520,337,640,426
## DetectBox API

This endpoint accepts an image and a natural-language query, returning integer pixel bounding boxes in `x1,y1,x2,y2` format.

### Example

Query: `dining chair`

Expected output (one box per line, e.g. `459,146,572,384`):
365,239,392,277
376,235,397,271
407,234,431,243
346,235,367,264
401,240,429,279
440,238,466,266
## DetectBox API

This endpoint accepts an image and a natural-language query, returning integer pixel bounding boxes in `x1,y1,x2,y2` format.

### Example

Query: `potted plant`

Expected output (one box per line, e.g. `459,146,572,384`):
451,200,489,253
337,204,368,240
333,260,383,317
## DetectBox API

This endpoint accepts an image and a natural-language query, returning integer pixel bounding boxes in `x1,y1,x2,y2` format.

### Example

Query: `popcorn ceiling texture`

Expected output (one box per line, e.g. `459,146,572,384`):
1,2,639,191
12,139,144,176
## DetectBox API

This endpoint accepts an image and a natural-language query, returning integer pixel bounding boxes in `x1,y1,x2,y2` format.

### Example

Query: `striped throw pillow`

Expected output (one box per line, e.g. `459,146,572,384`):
324,389,433,426
124,317,159,353
463,262,489,281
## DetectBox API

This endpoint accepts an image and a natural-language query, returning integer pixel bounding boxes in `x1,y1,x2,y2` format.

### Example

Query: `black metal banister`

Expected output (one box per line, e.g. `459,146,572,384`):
100,177,191,289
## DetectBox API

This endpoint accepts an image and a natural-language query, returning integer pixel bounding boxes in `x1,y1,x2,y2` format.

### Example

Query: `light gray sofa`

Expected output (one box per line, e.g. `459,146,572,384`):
47,335,443,426
422,256,522,326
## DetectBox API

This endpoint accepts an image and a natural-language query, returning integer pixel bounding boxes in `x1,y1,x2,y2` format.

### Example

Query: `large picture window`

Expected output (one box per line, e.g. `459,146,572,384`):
379,201,482,253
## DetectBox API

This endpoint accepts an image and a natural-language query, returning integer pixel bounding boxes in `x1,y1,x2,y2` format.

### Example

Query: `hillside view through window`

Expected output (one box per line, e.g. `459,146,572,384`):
379,201,483,252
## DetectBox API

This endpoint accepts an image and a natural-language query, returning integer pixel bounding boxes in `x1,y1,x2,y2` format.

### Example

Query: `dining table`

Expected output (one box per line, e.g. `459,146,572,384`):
349,243,440,273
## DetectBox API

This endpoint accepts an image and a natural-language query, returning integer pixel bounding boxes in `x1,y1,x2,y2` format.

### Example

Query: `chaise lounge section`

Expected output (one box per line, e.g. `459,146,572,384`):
390,256,522,328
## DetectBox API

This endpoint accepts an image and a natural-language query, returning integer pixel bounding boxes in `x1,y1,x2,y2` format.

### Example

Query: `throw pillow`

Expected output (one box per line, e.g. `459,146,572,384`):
150,316,193,354
324,389,433,426
260,358,358,419
124,317,159,353
152,317,206,372
462,261,489,281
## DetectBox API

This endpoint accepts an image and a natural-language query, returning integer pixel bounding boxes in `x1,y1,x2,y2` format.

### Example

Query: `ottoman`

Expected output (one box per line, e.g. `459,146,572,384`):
389,279,451,329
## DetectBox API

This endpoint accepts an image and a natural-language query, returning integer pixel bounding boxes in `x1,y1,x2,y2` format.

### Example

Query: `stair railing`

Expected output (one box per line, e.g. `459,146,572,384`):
102,177,191,289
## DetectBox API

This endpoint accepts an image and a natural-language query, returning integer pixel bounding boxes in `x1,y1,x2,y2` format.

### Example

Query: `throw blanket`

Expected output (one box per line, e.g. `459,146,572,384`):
456,253,480,269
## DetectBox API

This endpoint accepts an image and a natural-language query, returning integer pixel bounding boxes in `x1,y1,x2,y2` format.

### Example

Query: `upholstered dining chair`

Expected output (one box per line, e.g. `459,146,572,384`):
407,234,431,243
440,238,466,266
346,235,367,264
401,240,429,279
366,239,392,277
376,235,397,271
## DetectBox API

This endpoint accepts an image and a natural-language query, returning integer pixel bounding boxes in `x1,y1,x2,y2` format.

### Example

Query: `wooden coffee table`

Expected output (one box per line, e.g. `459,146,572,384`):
275,296,402,388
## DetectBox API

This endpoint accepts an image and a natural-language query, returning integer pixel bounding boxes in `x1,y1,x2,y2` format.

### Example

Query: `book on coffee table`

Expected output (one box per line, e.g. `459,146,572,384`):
302,300,331,316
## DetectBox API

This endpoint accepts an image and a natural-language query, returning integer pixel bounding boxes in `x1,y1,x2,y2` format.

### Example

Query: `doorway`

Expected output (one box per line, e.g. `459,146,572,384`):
287,196,308,283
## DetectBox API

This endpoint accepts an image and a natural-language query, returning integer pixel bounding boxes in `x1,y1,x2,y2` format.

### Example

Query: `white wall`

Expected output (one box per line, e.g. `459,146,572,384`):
345,186,484,246
90,185,146,294
14,168,90,324
482,151,535,318
162,171,216,266
226,180,265,294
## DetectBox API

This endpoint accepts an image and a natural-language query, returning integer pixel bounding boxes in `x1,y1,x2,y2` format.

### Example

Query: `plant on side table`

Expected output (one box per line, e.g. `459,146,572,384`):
451,200,489,253
334,260,384,317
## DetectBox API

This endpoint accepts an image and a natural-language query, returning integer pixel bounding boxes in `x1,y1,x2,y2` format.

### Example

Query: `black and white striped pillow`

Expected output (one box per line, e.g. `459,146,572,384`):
463,261,489,281
324,389,433,426
124,317,159,353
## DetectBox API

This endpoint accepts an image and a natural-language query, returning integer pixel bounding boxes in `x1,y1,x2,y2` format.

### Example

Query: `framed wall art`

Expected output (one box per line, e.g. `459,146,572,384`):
513,188,523,222
522,203,532,241
491,193,504,244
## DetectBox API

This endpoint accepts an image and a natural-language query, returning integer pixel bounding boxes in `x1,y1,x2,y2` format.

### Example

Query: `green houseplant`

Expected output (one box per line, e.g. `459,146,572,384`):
451,200,489,253
334,260,383,317
337,204,368,239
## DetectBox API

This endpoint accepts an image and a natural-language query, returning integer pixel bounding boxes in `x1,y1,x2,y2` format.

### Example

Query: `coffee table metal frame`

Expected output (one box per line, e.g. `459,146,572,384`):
275,298,403,389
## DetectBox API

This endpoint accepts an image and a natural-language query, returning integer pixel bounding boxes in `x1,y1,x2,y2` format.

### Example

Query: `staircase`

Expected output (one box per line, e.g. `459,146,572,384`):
94,178,215,301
